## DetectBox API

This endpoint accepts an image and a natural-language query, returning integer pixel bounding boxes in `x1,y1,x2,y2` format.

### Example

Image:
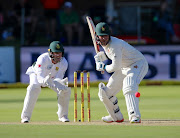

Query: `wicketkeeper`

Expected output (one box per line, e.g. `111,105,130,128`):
21,41,71,123
94,22,149,123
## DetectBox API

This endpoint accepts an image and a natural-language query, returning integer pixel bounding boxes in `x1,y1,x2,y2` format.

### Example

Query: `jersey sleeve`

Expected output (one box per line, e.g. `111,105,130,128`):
105,46,122,73
35,55,48,84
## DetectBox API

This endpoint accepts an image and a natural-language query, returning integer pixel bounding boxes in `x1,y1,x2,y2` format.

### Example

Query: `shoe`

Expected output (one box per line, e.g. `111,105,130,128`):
130,117,141,123
59,115,70,122
102,115,124,123
21,117,29,123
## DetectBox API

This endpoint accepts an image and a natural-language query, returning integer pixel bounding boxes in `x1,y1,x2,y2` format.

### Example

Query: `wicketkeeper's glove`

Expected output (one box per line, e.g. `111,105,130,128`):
43,75,68,93
53,78,68,91
43,74,53,88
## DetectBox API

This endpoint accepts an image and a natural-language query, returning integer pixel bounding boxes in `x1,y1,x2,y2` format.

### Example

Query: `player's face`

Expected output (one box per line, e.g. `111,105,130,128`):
98,35,109,46
52,52,62,64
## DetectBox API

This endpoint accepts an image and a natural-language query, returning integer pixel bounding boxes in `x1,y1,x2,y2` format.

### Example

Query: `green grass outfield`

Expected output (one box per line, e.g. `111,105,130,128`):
0,85,180,138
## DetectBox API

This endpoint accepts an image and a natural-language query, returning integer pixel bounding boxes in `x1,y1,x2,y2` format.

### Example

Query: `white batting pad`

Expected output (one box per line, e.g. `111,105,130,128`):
124,92,140,120
98,83,123,121
57,87,71,119
21,84,41,120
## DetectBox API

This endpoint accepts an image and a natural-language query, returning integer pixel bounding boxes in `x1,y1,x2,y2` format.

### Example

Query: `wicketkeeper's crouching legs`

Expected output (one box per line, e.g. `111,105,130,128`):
52,78,71,122
21,84,41,123
57,87,71,122
21,76,71,123
98,82,124,123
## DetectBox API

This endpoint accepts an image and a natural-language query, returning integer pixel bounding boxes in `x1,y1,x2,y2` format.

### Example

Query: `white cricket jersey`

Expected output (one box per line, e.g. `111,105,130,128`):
26,52,68,84
103,36,146,73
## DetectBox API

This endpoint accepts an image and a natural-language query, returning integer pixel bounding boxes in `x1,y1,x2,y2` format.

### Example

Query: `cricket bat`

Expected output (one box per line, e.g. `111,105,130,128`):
86,16,100,53
86,16,104,74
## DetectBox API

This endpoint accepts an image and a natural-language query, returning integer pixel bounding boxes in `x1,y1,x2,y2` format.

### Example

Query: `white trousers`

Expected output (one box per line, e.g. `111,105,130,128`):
21,73,41,120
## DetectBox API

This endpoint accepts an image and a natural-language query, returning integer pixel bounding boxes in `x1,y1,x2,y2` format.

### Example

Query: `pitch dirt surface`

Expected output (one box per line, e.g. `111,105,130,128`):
1,120,180,126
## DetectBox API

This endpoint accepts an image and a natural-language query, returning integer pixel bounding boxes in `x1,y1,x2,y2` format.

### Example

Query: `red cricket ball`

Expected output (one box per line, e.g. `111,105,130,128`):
135,92,140,97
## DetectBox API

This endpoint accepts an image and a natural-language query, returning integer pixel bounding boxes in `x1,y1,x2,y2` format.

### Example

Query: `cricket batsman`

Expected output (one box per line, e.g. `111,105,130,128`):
94,22,149,123
21,41,71,123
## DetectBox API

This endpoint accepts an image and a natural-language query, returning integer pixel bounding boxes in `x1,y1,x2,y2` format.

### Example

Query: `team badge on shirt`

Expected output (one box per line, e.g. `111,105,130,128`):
56,67,59,71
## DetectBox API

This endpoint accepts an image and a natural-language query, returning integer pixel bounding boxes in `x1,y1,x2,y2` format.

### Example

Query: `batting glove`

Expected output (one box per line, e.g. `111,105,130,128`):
96,61,105,71
94,51,108,62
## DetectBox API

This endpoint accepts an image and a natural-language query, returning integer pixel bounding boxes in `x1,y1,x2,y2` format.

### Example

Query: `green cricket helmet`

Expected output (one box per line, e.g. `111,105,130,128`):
48,41,64,63
95,22,111,36
48,41,64,54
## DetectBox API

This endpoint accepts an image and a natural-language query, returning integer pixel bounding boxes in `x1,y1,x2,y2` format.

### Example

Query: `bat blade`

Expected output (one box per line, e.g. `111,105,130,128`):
86,16,100,53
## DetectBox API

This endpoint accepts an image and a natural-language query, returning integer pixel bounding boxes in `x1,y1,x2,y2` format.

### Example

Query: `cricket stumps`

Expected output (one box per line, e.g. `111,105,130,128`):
74,70,91,122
